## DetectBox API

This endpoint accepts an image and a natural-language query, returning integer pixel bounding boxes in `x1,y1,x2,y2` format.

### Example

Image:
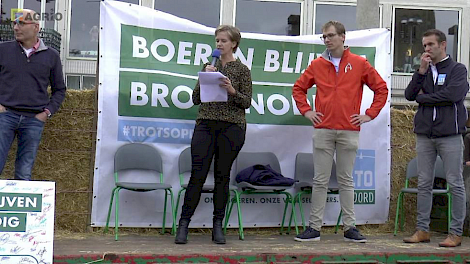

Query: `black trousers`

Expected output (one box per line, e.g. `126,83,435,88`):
180,120,245,220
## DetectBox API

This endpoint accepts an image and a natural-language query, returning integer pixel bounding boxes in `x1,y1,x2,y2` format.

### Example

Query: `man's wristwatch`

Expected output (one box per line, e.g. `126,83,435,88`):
44,109,52,118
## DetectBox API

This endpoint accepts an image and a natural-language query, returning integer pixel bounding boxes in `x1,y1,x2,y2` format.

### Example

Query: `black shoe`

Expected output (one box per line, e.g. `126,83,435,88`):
294,227,320,242
212,218,226,244
344,227,367,243
175,218,190,244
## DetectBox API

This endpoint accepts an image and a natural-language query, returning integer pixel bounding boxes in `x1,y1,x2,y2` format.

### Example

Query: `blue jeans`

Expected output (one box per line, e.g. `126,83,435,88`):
416,135,466,235
0,111,45,180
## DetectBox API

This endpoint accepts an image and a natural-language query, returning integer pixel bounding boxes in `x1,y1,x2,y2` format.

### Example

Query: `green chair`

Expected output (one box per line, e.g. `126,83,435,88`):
175,147,242,235
290,153,342,233
394,156,450,235
104,143,176,240
225,152,299,240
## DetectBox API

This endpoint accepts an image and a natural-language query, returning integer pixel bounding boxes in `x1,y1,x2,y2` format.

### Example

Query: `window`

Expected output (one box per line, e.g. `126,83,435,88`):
393,8,459,73
235,0,301,36
83,76,97,90
23,0,56,29
23,1,42,21
68,0,138,58
68,0,100,58
314,3,357,34
45,0,57,29
154,0,220,28
66,75,96,90
1,0,17,24
66,75,81,90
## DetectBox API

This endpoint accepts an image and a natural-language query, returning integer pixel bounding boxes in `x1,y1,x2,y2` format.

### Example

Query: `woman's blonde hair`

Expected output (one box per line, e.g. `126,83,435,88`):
215,25,241,53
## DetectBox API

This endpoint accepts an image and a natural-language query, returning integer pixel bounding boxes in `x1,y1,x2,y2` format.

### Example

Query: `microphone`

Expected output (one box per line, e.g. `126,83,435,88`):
211,49,221,66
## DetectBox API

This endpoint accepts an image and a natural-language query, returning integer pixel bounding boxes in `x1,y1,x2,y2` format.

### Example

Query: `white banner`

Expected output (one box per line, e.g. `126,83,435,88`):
92,0,391,228
0,180,55,264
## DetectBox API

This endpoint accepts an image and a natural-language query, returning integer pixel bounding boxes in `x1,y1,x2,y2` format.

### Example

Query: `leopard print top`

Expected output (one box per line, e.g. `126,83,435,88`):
192,60,252,129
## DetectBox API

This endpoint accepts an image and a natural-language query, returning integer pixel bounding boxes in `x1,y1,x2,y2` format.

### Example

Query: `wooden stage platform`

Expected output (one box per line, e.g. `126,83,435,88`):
53,231,470,264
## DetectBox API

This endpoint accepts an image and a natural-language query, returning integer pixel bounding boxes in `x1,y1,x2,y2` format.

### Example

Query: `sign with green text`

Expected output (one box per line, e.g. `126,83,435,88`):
118,25,376,125
0,181,55,264
93,0,391,229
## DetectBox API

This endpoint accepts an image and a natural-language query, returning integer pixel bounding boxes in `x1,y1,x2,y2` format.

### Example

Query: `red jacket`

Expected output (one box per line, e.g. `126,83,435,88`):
292,48,388,131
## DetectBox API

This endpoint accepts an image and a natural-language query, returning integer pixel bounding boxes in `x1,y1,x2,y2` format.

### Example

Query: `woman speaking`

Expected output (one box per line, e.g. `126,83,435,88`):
175,25,252,244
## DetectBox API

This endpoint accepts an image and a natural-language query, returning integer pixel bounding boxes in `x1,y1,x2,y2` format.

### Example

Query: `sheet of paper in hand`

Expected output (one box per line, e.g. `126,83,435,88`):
198,71,228,103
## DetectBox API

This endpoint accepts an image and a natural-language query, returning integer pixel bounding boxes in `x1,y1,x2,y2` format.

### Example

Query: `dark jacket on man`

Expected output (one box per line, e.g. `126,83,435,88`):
405,56,469,138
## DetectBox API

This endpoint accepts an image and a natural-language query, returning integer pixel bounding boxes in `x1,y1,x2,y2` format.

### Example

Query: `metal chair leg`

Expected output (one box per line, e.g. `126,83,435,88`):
114,188,121,241
394,192,403,236
297,192,307,231
280,193,290,234
162,190,168,235
168,189,176,235
104,187,118,233
235,191,244,240
447,194,452,234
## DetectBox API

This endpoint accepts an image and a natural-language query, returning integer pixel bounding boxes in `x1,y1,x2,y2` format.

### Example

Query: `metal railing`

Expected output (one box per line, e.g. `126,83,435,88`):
0,24,61,54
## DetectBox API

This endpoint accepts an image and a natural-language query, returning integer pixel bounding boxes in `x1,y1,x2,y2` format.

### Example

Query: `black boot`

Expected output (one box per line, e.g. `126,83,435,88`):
175,218,190,244
212,218,226,244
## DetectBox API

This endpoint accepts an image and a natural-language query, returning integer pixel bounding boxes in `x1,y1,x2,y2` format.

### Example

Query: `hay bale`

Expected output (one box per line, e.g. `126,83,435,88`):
46,110,95,132
1,89,97,232
60,89,96,110
388,107,417,233
40,130,94,152
33,151,92,191
55,192,90,232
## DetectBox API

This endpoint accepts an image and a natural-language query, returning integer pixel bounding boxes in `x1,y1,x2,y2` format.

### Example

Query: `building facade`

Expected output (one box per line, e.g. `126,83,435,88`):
2,0,469,106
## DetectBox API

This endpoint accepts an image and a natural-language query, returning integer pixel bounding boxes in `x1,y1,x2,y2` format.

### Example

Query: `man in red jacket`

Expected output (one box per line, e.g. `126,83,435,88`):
292,21,388,243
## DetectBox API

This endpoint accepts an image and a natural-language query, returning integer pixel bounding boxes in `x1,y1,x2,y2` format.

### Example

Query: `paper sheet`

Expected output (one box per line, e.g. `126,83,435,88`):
198,71,228,103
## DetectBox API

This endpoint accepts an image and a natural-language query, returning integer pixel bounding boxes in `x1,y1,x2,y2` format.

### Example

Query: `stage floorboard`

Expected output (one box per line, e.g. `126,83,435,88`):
53,231,470,263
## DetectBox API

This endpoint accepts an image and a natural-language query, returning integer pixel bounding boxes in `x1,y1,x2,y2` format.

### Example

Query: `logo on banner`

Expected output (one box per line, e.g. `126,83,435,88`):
118,119,194,144
353,149,376,204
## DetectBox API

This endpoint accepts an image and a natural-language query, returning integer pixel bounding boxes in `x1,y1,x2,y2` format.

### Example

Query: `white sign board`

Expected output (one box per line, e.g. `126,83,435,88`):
0,180,55,264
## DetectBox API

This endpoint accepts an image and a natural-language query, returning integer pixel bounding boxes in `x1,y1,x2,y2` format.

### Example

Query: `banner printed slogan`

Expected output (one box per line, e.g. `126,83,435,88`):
92,0,391,227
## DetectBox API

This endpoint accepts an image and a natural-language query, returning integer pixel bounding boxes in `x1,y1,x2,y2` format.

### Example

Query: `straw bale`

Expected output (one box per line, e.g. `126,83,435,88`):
60,89,96,110
40,130,94,151
0,89,96,233
55,192,90,232
55,213,89,233
33,151,92,190
46,110,95,132
388,107,418,233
